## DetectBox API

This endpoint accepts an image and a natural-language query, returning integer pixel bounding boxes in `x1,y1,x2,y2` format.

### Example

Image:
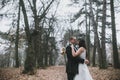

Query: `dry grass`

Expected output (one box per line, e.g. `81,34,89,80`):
0,66,120,80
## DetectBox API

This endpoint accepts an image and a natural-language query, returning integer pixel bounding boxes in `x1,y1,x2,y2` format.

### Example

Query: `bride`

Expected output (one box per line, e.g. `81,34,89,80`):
71,39,93,80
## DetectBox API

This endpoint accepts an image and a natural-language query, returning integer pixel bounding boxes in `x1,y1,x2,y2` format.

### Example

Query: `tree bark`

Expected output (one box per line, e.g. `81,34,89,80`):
85,0,91,65
101,0,107,69
110,0,120,69
92,37,96,67
92,4,98,67
15,1,20,68
89,0,103,68
27,0,55,68
20,0,35,74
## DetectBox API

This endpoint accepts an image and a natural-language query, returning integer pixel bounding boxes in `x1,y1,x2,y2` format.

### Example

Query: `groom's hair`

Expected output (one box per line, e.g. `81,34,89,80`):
69,36,76,41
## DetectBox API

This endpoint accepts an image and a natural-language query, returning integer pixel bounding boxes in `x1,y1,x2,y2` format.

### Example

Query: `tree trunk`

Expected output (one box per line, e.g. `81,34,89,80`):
101,0,107,69
92,7,98,66
49,53,53,66
45,51,48,66
89,0,103,68
92,37,96,67
85,0,91,65
20,0,35,74
15,1,20,68
110,0,120,69
27,0,55,68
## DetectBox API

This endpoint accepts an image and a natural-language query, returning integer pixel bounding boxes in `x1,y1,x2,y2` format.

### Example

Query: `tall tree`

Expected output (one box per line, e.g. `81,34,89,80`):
89,0,103,68
15,0,21,68
92,2,99,67
20,0,35,74
28,0,55,68
101,0,107,69
85,0,91,64
110,0,120,69
70,0,91,62
28,0,42,68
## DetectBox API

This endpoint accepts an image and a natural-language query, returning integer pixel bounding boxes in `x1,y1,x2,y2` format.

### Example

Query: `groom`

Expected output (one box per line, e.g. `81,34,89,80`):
66,37,89,80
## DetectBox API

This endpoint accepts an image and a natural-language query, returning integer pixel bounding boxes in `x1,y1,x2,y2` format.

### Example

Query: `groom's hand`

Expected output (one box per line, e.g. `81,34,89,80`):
85,59,89,64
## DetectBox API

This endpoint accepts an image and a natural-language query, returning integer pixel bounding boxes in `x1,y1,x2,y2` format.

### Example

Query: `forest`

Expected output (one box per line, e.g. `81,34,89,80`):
0,0,120,80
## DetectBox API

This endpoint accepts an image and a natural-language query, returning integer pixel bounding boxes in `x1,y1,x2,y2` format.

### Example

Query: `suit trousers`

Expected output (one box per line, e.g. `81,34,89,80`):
67,73,76,80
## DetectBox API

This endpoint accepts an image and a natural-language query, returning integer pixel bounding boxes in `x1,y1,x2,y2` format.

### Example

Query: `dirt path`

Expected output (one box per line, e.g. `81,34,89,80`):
0,66,120,80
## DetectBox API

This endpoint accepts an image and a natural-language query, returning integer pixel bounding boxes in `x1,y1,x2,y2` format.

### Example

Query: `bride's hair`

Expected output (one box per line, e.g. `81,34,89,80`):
78,39,86,49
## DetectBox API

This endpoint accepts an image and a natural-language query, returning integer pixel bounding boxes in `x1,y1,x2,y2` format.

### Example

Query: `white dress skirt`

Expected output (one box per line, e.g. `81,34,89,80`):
74,50,93,80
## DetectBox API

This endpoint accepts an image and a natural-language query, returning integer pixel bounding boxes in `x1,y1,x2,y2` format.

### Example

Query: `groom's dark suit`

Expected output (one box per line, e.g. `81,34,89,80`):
66,44,84,80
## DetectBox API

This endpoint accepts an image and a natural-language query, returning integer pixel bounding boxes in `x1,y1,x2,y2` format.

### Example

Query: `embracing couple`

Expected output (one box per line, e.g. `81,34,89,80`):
66,37,93,80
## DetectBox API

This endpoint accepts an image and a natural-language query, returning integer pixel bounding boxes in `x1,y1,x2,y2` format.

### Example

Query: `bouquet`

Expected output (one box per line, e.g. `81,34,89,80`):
61,47,66,55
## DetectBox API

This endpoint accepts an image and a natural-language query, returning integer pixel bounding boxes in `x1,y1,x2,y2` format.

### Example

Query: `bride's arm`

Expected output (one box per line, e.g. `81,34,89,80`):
71,45,84,57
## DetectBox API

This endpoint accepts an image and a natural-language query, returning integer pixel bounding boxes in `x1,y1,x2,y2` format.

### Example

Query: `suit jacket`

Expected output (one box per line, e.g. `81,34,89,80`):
66,44,84,74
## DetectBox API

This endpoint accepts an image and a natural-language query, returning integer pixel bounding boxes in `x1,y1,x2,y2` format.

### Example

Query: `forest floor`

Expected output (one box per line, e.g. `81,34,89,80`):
0,66,120,80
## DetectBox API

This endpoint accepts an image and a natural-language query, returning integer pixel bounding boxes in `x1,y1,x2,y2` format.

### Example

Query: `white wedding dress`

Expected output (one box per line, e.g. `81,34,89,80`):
74,50,93,80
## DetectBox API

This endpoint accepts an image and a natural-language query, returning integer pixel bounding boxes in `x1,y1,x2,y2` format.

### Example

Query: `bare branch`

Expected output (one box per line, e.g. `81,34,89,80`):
28,0,34,13
38,0,45,15
38,0,55,22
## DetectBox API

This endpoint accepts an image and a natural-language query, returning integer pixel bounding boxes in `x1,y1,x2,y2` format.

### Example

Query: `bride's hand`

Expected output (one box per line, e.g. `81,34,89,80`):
85,59,89,64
